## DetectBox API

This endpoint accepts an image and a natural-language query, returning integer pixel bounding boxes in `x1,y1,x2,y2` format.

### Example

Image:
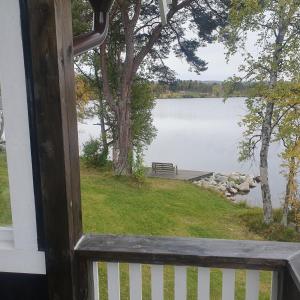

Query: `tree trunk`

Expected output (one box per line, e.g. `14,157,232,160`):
258,19,287,224
0,112,4,141
113,98,133,175
282,157,297,227
97,97,109,158
260,101,274,224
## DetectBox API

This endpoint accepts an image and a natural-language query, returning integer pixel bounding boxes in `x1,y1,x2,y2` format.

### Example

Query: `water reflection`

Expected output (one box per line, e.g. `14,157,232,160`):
144,98,286,208
78,97,289,208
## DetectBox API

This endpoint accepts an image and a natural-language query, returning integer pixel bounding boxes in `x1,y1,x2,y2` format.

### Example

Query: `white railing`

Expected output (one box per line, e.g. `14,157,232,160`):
91,262,278,300
75,235,300,300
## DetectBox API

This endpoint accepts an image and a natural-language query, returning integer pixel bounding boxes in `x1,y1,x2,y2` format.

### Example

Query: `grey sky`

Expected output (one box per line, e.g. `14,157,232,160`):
167,32,259,81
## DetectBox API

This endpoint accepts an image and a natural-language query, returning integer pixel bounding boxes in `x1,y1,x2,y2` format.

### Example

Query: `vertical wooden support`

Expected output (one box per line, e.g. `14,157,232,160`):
174,266,187,300
245,270,260,300
271,271,279,300
0,273,48,300
129,263,142,300
22,0,87,299
276,269,300,300
151,265,164,300
222,269,235,300
198,267,210,300
107,263,121,300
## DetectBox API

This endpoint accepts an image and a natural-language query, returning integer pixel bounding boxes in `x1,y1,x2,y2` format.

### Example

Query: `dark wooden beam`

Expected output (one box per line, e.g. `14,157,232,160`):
0,272,48,300
23,0,86,299
277,269,300,300
76,234,300,271
287,251,300,292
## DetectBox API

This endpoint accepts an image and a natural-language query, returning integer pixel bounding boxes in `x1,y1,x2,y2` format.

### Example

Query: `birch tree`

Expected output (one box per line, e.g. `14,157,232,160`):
224,0,300,224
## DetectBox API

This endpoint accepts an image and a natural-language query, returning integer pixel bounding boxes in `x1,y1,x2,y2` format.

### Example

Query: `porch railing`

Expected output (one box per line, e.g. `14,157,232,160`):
75,235,300,300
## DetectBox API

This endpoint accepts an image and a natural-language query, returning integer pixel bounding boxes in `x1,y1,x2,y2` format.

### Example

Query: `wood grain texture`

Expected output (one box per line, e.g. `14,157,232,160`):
24,0,85,298
76,235,300,271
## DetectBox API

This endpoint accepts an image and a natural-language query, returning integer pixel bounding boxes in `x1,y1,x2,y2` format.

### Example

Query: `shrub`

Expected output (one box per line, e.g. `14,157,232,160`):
82,138,108,168
132,145,146,184
240,209,300,242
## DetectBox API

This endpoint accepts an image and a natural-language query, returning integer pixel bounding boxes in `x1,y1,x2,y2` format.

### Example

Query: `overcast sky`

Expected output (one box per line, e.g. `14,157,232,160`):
166,32,259,81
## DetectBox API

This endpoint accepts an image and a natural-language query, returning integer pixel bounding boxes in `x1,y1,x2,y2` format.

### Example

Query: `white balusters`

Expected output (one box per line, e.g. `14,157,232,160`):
92,262,100,300
95,263,273,300
129,263,142,300
246,270,260,300
222,269,235,300
107,263,120,300
174,266,187,300
198,267,210,300
151,265,164,300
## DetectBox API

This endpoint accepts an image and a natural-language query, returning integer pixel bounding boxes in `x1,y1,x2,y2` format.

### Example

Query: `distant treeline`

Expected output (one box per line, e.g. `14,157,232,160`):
151,80,256,98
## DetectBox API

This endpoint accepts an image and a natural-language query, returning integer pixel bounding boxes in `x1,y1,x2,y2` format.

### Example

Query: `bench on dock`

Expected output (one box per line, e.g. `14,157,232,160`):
152,162,178,175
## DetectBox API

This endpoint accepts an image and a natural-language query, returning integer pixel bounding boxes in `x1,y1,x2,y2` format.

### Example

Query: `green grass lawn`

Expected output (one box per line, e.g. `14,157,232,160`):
81,166,260,240
0,155,273,299
0,152,11,225
80,165,272,300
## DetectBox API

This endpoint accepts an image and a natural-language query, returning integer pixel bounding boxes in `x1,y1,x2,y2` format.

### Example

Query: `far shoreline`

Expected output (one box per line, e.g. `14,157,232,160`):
156,95,247,99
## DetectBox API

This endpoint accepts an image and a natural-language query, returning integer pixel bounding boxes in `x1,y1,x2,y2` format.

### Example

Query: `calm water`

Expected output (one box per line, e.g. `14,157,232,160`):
78,98,290,208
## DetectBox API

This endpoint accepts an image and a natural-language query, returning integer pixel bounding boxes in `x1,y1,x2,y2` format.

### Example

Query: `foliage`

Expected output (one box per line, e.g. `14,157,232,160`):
72,0,230,174
240,208,300,242
71,0,93,36
82,138,109,168
132,145,146,184
270,82,300,226
223,0,300,223
75,74,98,120
131,80,157,149
152,80,256,98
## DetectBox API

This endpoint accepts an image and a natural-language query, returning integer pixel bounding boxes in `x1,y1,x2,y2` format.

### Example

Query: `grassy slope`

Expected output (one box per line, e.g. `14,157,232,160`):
81,166,271,300
81,167,259,240
0,155,271,299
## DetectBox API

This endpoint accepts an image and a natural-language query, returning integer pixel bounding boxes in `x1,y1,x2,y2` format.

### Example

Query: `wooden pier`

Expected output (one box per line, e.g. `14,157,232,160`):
146,168,213,181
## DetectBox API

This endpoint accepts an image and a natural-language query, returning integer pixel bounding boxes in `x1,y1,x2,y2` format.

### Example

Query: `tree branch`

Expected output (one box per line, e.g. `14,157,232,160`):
130,0,142,28
100,42,117,113
132,0,194,74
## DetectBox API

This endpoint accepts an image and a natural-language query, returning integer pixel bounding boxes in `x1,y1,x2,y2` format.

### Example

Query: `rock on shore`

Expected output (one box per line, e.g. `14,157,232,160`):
193,172,260,200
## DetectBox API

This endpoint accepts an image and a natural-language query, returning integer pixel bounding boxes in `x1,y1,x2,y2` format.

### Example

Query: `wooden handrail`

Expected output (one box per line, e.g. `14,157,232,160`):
75,234,300,271
75,234,300,298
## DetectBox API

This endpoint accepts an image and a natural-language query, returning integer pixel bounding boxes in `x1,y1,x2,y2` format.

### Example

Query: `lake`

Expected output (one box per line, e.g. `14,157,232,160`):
78,97,290,208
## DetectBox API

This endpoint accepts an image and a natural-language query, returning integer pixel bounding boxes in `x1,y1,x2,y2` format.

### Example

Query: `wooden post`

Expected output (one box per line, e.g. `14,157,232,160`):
21,0,88,299
276,269,300,300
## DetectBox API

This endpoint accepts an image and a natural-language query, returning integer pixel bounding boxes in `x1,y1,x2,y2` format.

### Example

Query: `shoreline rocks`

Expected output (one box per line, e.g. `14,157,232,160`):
193,172,260,200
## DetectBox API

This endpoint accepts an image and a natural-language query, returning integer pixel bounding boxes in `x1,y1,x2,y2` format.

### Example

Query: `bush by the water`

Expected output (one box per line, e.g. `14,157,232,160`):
240,209,300,242
82,138,108,168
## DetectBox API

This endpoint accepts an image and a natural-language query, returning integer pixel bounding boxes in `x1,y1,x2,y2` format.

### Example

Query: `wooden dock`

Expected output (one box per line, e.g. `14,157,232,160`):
146,168,213,181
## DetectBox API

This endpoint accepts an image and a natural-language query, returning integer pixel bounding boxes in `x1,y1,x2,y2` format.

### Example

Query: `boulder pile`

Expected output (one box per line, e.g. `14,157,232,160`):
193,172,261,199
